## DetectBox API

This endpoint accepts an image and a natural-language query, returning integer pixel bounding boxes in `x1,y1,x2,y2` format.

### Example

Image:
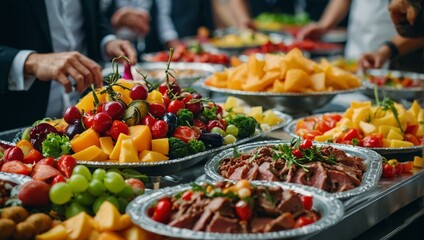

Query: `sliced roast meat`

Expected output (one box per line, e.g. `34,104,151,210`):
326,169,356,192
251,217,274,233
264,212,295,232
169,210,202,229
193,210,213,231
258,162,278,181
292,162,328,190
228,165,249,180
278,190,303,213
205,212,240,233
245,163,259,180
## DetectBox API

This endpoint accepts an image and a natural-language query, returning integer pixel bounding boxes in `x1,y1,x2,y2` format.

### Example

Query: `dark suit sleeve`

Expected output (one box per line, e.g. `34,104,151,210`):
0,46,20,93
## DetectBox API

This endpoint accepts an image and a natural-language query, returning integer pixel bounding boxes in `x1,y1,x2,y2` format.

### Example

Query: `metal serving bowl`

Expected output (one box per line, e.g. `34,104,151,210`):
205,140,382,199
199,80,364,114
127,180,344,240
361,69,424,101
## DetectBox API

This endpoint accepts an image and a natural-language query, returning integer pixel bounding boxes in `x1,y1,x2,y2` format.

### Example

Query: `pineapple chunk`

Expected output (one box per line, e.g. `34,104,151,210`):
386,129,404,140
352,107,371,128
350,101,372,108
413,156,424,168
378,125,401,137
382,139,391,147
248,106,263,123
263,110,282,126
409,100,422,118
359,121,376,135
223,96,239,111
390,139,414,148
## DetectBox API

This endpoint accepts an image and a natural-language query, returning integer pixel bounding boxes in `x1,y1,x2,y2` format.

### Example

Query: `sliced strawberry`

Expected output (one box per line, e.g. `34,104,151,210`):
32,164,63,181
1,161,32,176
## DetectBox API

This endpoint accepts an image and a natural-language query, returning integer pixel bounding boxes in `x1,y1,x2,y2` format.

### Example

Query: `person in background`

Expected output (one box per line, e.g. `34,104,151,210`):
359,0,424,71
0,0,137,131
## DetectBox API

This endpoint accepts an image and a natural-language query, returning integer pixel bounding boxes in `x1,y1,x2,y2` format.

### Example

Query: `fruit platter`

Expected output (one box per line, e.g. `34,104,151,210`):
142,43,230,65
362,69,424,101
127,180,344,239
242,40,342,56
202,49,363,113
208,30,270,51
285,99,424,156
0,55,291,176
205,139,382,199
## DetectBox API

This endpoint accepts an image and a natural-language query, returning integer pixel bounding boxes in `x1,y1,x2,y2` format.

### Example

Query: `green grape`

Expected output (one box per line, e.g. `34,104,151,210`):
74,192,95,206
92,194,108,214
92,168,106,181
72,165,92,181
117,184,134,199
117,198,129,214
88,179,106,196
49,182,72,205
211,127,226,136
104,172,125,193
225,124,239,137
65,202,87,219
223,134,237,145
68,174,89,193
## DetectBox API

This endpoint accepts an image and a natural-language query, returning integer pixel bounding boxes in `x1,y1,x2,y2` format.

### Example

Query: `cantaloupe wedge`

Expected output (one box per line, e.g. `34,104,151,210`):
128,125,152,152
151,138,169,156
109,134,132,160
123,226,163,240
97,232,124,240
63,212,93,240
71,128,100,153
76,89,107,112
116,214,133,231
35,224,67,240
99,136,114,155
94,201,121,231
72,145,108,161
139,150,169,162
119,139,139,163
111,79,138,105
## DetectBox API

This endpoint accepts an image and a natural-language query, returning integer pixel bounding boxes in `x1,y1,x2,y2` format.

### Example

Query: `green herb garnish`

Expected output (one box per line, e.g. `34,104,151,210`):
41,133,71,158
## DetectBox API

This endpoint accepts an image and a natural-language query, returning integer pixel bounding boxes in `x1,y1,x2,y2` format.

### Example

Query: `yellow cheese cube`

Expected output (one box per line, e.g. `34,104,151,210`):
119,138,139,163
129,125,152,152
151,138,169,156
72,145,108,161
109,134,131,160
413,156,424,168
99,137,114,156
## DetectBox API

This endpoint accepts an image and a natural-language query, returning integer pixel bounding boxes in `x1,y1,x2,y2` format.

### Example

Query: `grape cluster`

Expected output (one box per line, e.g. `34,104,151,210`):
48,165,141,219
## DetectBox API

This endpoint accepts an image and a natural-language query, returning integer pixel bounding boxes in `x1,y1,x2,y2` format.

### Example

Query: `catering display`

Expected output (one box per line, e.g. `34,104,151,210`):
362,69,424,101
127,180,344,239
243,40,342,55
205,139,382,199
254,12,311,31
202,49,363,113
209,30,270,50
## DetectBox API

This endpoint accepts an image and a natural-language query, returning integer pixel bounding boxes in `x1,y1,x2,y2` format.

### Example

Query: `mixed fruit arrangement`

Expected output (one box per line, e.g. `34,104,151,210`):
381,156,423,178
295,98,423,148
254,12,311,31
210,30,269,48
366,73,424,89
206,49,361,92
2,53,281,164
147,43,229,65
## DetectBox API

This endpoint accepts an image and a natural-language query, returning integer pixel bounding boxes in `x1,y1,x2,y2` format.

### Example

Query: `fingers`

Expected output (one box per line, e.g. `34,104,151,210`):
66,66,86,93
120,41,138,64
406,6,418,25
55,72,73,94
358,54,375,71
69,58,93,90
75,54,103,87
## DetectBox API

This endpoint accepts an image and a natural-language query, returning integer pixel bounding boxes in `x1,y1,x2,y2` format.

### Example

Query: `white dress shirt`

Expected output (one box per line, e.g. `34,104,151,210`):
7,0,115,118
345,0,397,59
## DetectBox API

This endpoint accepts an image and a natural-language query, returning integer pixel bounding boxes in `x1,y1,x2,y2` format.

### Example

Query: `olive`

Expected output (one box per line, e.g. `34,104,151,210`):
162,112,177,136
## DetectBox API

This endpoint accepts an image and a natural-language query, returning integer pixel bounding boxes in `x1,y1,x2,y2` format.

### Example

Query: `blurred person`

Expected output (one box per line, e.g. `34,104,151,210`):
0,0,137,131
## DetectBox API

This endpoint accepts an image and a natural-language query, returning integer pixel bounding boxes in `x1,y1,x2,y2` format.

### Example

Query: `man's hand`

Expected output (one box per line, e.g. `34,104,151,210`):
105,39,137,65
24,52,103,93
111,8,150,36
358,46,391,71
297,23,327,40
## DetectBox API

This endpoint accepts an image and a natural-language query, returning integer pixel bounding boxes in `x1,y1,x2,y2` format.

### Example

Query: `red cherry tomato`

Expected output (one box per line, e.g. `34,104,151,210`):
107,120,129,141
152,199,172,223
130,84,148,100
182,190,193,201
303,130,322,141
299,139,313,150
404,133,420,146
294,216,315,228
36,157,57,168
292,149,303,158
22,149,43,164
301,195,313,210
315,121,331,133
341,128,360,142
193,119,206,131
405,124,419,135
162,94,171,107
401,161,414,173
235,200,253,221
57,155,77,178
167,100,186,114
180,92,193,104
382,163,396,178
83,113,94,129
151,120,169,139
173,126,200,143
4,146,24,162
362,134,383,148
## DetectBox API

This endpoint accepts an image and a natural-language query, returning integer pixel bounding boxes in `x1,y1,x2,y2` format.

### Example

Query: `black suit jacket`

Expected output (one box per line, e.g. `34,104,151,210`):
0,0,112,131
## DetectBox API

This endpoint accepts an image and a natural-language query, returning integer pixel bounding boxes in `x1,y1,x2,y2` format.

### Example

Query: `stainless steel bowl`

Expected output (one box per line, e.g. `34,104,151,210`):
0,172,32,185
205,140,382,199
361,69,424,101
127,180,344,239
199,80,364,114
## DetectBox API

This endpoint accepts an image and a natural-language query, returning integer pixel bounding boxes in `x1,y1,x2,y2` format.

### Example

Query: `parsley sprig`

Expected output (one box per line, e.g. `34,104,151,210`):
374,88,404,133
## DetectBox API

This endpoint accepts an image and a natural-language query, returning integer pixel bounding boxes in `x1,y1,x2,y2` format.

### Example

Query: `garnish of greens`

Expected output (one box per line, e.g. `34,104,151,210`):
41,133,71,158
373,87,404,133
190,183,238,200
99,56,133,103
